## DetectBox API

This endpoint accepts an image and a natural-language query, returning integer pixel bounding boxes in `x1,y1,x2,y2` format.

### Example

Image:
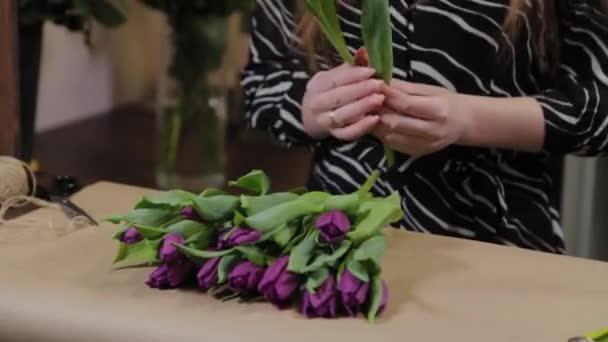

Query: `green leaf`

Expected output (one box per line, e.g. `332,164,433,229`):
166,220,205,239
245,200,324,233
282,224,311,253
200,188,228,197
298,191,331,205
324,194,360,215
347,192,403,244
240,193,299,216
104,216,124,224
125,208,177,227
305,0,354,63
354,235,387,272
257,224,293,245
234,210,246,226
361,0,393,84
235,246,266,266
337,258,348,283
300,240,353,273
288,186,309,195
73,0,127,28
361,0,396,168
229,170,271,195
347,259,370,283
133,198,174,210
218,255,240,284
287,230,319,273
192,195,240,222
305,267,330,293
367,275,384,322
128,224,168,240
176,244,234,261
273,223,299,248
113,239,161,267
145,190,197,207
185,229,215,251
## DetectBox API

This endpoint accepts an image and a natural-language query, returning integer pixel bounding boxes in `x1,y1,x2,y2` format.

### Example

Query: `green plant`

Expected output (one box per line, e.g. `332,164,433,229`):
142,0,256,177
18,0,127,42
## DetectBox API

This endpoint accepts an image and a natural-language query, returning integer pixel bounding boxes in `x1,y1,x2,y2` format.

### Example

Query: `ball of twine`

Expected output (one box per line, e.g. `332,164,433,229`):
0,156,35,206
0,157,90,242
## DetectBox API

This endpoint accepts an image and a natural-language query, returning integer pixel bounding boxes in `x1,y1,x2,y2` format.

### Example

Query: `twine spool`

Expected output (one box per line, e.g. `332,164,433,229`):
0,156,90,242
0,156,35,206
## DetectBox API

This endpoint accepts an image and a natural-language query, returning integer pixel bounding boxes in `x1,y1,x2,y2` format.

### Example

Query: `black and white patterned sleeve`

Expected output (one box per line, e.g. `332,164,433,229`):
536,2,608,156
241,0,315,148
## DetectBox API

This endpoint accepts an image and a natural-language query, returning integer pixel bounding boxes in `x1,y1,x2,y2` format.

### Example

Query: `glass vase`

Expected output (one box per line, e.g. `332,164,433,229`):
155,77,227,191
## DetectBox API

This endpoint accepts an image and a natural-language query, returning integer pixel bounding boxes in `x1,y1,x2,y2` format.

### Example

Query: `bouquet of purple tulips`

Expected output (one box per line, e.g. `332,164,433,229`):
108,170,402,322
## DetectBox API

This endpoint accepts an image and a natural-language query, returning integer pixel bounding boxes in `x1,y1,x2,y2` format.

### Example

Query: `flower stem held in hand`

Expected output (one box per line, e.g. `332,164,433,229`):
305,1,397,168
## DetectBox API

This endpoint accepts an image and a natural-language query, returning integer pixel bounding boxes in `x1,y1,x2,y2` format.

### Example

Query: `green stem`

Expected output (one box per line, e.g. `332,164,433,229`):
384,146,395,168
358,170,381,195
167,110,183,172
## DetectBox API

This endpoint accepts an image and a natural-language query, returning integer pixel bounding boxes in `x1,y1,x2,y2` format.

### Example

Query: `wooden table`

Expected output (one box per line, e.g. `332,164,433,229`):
0,181,606,342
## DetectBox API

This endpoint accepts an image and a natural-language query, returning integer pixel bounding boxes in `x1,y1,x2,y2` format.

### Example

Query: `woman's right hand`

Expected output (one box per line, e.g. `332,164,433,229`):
301,63,385,141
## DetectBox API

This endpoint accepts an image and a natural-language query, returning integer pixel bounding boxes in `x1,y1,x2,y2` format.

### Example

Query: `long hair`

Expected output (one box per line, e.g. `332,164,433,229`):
296,0,574,76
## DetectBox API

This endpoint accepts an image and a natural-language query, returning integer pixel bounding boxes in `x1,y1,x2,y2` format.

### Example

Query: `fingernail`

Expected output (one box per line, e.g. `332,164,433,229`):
373,94,385,103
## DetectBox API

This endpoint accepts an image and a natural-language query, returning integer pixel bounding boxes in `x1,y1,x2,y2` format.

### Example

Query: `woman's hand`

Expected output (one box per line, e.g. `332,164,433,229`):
374,80,472,157
302,63,385,141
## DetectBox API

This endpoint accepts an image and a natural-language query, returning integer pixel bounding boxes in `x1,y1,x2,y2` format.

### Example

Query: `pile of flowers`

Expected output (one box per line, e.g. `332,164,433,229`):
108,170,402,321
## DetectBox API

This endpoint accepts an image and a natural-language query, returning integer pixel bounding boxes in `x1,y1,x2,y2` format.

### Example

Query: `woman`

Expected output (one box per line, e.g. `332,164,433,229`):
241,0,608,253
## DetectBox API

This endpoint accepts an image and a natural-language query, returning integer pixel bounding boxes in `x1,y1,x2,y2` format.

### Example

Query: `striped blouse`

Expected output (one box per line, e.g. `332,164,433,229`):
241,0,608,253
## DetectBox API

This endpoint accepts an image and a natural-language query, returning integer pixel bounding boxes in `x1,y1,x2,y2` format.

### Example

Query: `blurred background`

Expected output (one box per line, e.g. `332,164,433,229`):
2,1,606,261
11,0,312,193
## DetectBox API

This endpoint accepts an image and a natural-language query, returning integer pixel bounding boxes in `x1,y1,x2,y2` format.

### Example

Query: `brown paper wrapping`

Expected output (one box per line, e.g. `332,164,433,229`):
1,182,607,342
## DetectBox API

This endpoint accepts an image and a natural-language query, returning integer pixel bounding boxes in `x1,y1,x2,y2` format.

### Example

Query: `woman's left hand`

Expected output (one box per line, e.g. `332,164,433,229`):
374,80,472,157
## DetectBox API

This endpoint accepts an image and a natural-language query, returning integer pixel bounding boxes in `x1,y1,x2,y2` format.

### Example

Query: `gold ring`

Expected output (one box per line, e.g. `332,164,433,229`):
329,110,343,128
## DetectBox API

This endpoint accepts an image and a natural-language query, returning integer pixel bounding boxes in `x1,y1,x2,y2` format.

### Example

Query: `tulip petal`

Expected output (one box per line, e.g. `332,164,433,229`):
160,232,185,263
197,257,221,290
258,256,288,293
122,227,143,245
275,272,300,300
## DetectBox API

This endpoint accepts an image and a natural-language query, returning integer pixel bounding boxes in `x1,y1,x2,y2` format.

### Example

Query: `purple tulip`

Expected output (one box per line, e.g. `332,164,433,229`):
338,269,370,317
181,207,202,221
146,259,195,289
218,227,263,249
197,257,221,290
228,261,265,293
159,232,185,263
121,227,143,245
258,256,301,308
315,210,351,243
301,275,338,318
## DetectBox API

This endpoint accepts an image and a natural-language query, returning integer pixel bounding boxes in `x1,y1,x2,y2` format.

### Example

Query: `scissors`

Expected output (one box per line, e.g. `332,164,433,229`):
36,175,99,226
